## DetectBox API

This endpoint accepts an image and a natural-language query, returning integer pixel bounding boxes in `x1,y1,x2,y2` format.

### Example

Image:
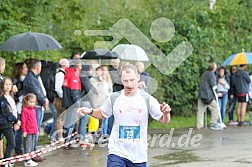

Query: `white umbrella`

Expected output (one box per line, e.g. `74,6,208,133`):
112,44,149,61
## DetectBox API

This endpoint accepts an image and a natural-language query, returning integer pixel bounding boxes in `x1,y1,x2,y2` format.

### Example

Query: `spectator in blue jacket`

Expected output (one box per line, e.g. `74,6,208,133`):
23,59,49,162
234,64,251,126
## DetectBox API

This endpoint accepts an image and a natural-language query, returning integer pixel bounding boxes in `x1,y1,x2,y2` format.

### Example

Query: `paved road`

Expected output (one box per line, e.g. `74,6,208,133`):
13,126,252,167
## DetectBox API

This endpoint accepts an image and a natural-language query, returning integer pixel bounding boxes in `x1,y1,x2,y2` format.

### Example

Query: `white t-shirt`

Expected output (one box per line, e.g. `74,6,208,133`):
55,68,65,98
5,95,17,118
100,89,163,163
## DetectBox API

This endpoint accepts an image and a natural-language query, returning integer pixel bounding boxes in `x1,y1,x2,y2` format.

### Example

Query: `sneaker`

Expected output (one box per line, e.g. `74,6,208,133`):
238,121,244,126
228,120,234,126
220,123,227,128
99,135,109,144
210,123,223,130
196,127,204,130
24,160,38,166
79,139,95,148
14,153,23,156
79,139,89,144
32,156,43,162
4,163,12,167
58,138,64,145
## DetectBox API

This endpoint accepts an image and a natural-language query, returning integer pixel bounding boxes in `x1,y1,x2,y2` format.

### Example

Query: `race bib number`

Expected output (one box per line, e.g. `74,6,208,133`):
119,126,140,139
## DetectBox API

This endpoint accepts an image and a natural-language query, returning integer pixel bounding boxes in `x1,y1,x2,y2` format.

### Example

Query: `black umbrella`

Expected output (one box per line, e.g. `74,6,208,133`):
81,49,118,60
0,32,62,51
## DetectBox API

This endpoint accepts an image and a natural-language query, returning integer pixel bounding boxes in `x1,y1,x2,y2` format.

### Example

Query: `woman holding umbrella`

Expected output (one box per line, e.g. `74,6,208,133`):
222,51,252,126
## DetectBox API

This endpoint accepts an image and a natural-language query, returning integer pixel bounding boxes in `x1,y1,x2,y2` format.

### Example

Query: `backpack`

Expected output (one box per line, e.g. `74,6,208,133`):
110,90,151,113
40,60,59,102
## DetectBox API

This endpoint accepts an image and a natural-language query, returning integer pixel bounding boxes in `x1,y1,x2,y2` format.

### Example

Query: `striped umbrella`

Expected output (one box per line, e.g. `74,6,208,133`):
222,51,252,66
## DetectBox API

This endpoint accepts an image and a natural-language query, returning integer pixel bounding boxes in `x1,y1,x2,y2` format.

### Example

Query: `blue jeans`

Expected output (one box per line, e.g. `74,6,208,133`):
218,93,228,123
15,114,23,154
107,115,114,135
78,101,90,140
101,118,108,135
49,102,57,137
78,115,90,140
63,125,75,143
107,154,147,167
34,106,44,150
228,96,236,121
63,108,77,141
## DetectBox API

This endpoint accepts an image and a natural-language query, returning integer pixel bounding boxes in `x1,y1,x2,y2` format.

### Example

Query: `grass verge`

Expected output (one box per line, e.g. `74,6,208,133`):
148,111,251,129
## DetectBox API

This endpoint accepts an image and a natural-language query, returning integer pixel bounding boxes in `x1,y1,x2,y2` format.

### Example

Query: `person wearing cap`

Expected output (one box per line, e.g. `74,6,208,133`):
54,59,69,144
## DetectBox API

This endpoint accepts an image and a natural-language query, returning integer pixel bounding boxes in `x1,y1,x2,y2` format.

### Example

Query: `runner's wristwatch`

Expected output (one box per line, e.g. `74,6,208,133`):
89,108,94,115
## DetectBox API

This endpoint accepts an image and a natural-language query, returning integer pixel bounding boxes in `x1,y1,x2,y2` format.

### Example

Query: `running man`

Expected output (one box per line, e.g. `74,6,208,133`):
77,64,171,167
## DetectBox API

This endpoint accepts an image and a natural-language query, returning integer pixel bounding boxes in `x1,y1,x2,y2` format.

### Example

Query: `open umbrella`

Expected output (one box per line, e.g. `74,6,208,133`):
81,49,118,59
0,32,62,51
112,44,149,62
222,51,252,66
80,49,118,65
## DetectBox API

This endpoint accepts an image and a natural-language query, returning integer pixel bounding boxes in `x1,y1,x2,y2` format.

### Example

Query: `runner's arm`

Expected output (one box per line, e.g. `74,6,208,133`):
89,108,105,119
77,107,105,119
159,102,171,124
159,112,171,124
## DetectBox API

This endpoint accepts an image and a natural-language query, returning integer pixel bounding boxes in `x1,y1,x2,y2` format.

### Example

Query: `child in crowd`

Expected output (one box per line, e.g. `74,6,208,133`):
2,78,18,121
0,77,21,167
21,93,39,167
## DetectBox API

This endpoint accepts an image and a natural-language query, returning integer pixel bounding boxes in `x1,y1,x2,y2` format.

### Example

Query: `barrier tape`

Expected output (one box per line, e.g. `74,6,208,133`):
0,132,79,165
1,132,78,162
0,139,79,165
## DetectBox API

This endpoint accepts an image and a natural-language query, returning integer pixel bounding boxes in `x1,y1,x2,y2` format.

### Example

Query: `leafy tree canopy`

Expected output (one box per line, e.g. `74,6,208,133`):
0,0,251,115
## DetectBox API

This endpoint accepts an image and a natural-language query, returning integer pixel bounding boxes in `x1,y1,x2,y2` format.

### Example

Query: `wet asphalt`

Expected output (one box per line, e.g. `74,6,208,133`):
13,126,252,167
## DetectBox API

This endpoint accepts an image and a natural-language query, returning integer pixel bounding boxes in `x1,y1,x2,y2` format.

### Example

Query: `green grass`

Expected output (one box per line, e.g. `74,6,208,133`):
148,111,252,129
149,115,197,129
38,135,51,145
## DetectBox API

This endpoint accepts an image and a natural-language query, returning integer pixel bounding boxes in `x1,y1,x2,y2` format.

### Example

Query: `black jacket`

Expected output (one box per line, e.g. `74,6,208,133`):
234,69,251,95
228,74,237,96
12,76,24,103
0,96,18,129
23,71,46,106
